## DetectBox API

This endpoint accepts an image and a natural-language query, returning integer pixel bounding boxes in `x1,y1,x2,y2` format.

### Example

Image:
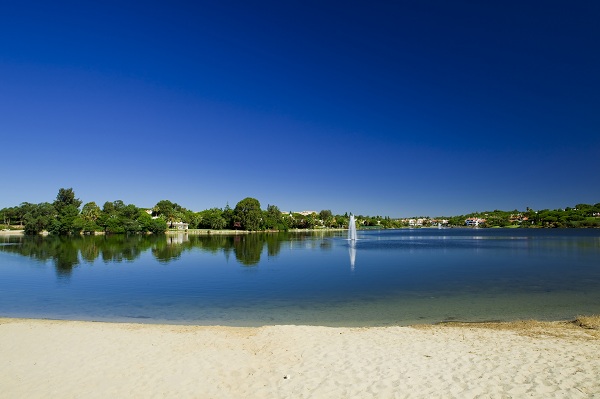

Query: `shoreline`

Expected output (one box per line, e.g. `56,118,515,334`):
2,313,599,329
0,229,24,235
2,316,598,398
3,225,598,237
0,228,348,236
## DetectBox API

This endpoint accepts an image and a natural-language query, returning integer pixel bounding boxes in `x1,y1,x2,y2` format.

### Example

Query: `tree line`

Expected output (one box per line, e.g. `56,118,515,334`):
446,204,600,228
0,188,168,235
0,188,353,235
1,188,599,235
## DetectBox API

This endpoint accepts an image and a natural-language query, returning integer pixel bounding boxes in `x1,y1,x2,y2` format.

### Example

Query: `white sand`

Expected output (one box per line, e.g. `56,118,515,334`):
1,318,599,398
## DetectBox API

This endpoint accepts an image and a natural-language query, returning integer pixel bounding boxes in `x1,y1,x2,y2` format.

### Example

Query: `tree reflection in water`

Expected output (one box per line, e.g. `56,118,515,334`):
0,235,156,276
0,232,338,275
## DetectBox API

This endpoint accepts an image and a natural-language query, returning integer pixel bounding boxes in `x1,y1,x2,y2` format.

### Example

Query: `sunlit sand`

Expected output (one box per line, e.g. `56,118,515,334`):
1,317,598,398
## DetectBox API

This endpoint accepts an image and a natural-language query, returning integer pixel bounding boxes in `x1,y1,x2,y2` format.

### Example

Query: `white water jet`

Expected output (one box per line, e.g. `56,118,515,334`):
348,214,357,241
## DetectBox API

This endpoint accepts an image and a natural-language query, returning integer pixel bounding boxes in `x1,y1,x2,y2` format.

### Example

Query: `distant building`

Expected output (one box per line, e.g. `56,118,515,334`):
408,218,426,226
465,218,485,227
509,214,529,223
296,211,317,216
170,222,188,230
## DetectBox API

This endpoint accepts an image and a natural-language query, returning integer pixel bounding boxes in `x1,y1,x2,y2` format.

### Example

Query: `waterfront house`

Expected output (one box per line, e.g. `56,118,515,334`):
465,218,485,227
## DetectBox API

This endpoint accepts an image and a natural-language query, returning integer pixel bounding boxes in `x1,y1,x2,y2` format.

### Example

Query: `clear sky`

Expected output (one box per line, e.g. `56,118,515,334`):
1,1,599,217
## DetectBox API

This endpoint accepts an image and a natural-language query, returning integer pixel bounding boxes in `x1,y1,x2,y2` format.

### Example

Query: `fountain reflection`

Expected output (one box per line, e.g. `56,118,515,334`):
349,240,356,270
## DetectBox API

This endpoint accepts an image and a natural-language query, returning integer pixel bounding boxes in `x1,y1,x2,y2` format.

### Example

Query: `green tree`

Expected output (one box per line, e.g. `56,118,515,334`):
319,209,332,221
153,200,185,228
263,204,282,230
234,197,262,231
184,210,202,229
138,212,167,234
289,213,304,228
79,202,101,233
302,213,317,229
222,203,234,228
49,188,82,235
81,202,101,222
199,208,227,230
2,205,28,226
53,188,82,213
49,204,80,235
97,200,144,234
334,214,348,228
23,202,55,235
319,210,336,228
120,204,139,220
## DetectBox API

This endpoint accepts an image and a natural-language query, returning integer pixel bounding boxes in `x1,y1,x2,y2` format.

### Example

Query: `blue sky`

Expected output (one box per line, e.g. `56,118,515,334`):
1,1,599,217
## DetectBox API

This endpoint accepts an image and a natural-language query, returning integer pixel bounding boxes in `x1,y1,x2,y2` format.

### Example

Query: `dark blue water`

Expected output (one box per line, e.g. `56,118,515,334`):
1,229,599,326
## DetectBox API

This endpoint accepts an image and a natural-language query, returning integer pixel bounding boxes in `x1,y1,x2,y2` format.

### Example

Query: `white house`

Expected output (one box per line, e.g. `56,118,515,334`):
465,218,485,226
170,222,189,230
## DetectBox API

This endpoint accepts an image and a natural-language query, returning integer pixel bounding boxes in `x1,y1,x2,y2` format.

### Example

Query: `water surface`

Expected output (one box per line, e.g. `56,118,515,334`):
1,229,599,326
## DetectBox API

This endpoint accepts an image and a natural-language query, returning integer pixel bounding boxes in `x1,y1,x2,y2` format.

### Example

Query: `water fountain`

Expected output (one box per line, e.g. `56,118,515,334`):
348,214,357,241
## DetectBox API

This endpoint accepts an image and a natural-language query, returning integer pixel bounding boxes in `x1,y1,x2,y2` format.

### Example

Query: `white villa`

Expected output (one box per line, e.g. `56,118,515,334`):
408,218,424,226
465,218,485,227
170,221,189,230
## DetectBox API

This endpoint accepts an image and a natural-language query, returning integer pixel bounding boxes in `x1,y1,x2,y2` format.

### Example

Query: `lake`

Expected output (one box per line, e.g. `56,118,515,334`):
1,229,599,326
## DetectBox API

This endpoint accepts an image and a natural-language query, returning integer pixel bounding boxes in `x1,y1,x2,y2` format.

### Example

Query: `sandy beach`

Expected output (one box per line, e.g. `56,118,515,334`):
1,317,599,398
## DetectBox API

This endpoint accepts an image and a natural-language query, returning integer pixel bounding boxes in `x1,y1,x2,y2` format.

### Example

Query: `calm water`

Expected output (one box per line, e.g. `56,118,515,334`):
1,229,599,326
